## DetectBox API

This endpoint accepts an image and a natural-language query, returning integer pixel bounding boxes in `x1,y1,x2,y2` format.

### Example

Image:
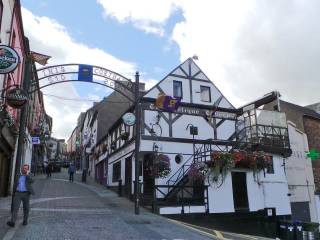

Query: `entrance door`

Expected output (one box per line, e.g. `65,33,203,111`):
143,154,155,196
124,156,132,197
232,172,249,212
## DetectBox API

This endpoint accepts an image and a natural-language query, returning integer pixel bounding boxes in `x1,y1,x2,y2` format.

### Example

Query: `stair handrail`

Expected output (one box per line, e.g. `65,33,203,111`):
166,144,205,187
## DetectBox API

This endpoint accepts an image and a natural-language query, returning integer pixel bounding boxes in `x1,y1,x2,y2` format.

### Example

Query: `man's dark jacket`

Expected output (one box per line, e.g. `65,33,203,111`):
13,174,35,195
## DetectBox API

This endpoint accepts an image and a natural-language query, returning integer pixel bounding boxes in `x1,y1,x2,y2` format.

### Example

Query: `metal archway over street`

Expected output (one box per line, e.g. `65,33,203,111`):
31,64,135,102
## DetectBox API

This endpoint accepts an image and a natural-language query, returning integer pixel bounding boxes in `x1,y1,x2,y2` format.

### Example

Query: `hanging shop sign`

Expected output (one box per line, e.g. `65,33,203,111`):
122,112,136,126
0,45,19,74
6,87,28,108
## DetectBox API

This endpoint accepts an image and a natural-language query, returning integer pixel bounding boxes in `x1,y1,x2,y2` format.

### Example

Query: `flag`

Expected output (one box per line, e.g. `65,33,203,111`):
30,51,51,66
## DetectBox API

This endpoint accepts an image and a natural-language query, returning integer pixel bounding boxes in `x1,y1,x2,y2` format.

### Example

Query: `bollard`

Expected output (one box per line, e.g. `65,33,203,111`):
118,179,122,197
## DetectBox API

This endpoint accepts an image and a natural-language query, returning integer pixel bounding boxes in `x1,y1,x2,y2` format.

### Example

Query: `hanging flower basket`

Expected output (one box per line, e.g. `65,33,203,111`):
120,132,129,140
154,154,171,178
188,162,208,181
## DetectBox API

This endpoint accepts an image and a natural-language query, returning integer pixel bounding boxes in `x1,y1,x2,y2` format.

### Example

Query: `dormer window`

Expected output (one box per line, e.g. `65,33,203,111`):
173,81,182,98
200,86,211,102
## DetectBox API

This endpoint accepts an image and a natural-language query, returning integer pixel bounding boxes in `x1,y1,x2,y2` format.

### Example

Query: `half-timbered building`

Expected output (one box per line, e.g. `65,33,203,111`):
94,58,293,221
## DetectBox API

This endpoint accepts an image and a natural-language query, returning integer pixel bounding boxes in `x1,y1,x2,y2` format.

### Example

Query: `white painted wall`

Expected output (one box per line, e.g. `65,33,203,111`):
286,121,318,222
208,172,235,213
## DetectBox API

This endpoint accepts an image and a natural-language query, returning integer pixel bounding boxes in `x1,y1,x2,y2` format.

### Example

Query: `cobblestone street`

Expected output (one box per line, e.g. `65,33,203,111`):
0,171,217,240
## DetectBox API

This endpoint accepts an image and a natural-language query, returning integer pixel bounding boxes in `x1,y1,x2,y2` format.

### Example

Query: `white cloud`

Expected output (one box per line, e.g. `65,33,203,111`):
22,8,137,139
99,0,320,107
142,79,158,90
97,0,178,36
172,0,320,106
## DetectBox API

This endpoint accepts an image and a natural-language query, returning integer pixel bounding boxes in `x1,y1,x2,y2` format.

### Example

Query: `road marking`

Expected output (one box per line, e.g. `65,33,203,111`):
213,230,228,239
168,218,222,239
222,232,259,240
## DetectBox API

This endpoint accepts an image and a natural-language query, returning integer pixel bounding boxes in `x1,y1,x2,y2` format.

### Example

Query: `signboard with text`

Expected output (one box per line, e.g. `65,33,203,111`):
0,45,19,74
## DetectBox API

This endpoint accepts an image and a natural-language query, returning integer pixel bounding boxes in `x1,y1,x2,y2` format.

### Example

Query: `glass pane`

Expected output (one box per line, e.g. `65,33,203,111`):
256,110,287,127
200,86,211,102
173,81,182,98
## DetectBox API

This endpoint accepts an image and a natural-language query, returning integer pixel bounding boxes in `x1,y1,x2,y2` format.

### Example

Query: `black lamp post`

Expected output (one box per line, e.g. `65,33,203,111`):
134,71,141,215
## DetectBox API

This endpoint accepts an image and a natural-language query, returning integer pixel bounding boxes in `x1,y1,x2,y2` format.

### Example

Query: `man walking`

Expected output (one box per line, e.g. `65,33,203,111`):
68,162,75,182
7,164,35,227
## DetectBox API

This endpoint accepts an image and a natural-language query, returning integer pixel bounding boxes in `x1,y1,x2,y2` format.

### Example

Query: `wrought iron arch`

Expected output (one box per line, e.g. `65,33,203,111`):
29,63,135,102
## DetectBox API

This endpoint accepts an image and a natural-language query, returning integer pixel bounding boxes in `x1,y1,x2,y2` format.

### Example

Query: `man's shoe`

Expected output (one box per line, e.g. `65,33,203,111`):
23,220,28,226
6,221,15,227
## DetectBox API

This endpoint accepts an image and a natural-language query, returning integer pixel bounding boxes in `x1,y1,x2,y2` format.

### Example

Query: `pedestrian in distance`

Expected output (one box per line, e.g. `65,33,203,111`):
46,162,52,178
68,162,75,182
7,164,35,227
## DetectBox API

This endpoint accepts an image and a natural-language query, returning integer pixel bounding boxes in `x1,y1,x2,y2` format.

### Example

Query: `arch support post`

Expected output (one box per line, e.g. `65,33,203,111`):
134,71,141,215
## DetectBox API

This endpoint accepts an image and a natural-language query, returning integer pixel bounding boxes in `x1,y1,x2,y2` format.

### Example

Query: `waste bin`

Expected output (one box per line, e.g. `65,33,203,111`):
82,169,87,183
278,221,295,240
294,221,303,240
301,222,319,240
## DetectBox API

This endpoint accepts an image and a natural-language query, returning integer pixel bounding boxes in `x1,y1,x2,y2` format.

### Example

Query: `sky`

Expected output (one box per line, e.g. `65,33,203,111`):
20,0,320,140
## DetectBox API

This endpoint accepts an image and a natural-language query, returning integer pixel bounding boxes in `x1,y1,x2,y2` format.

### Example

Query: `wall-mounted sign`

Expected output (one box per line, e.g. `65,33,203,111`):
145,102,237,120
32,136,40,145
6,87,28,108
122,112,136,126
0,45,19,74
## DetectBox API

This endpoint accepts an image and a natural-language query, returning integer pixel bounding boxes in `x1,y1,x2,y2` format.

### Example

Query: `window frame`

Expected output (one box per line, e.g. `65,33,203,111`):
200,85,211,102
173,80,183,98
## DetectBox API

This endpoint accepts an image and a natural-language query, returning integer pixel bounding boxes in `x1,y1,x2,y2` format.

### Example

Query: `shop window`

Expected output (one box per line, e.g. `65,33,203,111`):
173,80,182,98
200,86,211,102
112,161,121,182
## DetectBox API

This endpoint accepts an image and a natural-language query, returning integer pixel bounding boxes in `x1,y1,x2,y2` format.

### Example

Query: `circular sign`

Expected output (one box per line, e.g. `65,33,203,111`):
122,112,136,126
0,45,19,74
6,87,28,108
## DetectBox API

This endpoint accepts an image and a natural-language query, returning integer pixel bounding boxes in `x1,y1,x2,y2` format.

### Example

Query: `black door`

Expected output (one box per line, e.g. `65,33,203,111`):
143,154,155,195
124,156,132,197
232,172,249,212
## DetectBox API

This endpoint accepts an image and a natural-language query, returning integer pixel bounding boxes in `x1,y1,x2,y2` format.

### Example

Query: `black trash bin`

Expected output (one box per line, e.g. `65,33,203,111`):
293,221,303,240
278,221,295,240
82,169,87,183
302,222,319,240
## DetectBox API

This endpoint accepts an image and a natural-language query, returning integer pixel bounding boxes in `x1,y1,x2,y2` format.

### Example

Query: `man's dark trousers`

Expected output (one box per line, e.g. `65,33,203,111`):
69,173,74,182
11,192,30,223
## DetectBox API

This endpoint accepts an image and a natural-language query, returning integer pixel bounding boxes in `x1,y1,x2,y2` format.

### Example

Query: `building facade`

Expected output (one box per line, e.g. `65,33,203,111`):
92,59,293,221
